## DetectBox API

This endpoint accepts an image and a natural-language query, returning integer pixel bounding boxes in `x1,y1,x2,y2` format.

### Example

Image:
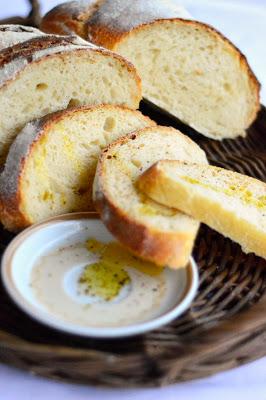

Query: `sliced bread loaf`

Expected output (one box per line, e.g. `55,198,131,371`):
42,0,260,140
138,161,266,259
0,105,154,231
0,26,141,164
93,126,208,269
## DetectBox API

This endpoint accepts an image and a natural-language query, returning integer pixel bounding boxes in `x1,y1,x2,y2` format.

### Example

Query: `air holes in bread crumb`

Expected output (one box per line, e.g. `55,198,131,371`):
104,117,116,132
111,88,118,98
131,158,142,168
22,105,33,113
223,83,232,93
151,49,160,62
102,76,109,85
67,98,81,108
36,83,48,91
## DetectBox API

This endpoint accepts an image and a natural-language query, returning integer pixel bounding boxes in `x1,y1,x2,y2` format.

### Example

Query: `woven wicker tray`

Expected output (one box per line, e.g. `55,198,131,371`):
0,103,266,388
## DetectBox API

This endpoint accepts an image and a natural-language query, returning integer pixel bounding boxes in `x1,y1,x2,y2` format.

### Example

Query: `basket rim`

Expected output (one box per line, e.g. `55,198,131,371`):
0,292,265,360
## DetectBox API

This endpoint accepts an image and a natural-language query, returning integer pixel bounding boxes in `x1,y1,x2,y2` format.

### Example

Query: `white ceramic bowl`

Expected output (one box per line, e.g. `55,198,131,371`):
1,213,198,338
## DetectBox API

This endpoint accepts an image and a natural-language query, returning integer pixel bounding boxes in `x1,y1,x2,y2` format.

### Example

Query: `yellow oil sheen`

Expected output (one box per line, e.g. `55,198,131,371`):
181,176,266,209
78,238,163,301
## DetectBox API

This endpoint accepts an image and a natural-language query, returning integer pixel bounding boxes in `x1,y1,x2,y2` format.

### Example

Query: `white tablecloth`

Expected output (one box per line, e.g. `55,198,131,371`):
0,1,266,399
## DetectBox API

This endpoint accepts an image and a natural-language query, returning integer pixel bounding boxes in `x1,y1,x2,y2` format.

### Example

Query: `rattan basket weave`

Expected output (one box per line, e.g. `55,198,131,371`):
0,103,265,387
0,3,266,386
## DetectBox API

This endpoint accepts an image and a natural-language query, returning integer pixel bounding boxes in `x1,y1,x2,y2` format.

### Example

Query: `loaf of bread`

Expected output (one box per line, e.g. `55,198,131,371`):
0,105,154,231
138,161,266,259
42,0,260,140
0,25,141,164
93,126,208,269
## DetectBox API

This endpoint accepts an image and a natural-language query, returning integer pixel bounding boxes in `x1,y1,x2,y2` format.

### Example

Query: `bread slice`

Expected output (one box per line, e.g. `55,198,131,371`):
0,26,141,165
0,105,154,231
93,126,208,269
138,161,266,259
42,0,260,140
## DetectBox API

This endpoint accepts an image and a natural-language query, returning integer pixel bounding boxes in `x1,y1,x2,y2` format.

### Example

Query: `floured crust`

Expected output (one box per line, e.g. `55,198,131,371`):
0,25,46,50
0,27,57,85
41,0,191,42
0,25,42,33
86,0,191,46
41,0,103,37
0,35,89,86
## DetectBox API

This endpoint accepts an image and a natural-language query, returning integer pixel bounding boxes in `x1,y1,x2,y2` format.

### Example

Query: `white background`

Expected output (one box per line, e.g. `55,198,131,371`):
0,1,266,399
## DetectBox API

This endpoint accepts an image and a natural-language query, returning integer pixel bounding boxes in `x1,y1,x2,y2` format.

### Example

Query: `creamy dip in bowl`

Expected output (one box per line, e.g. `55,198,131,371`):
1,213,198,338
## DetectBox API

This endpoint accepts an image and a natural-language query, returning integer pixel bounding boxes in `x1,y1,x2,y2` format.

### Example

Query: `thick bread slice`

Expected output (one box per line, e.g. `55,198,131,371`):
42,0,260,140
0,105,154,231
93,126,208,269
138,161,266,259
0,27,141,164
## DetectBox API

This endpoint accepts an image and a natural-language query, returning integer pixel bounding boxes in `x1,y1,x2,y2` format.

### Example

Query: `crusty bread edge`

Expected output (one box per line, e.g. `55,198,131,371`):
41,1,104,38
0,105,155,232
93,130,199,269
137,160,266,260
